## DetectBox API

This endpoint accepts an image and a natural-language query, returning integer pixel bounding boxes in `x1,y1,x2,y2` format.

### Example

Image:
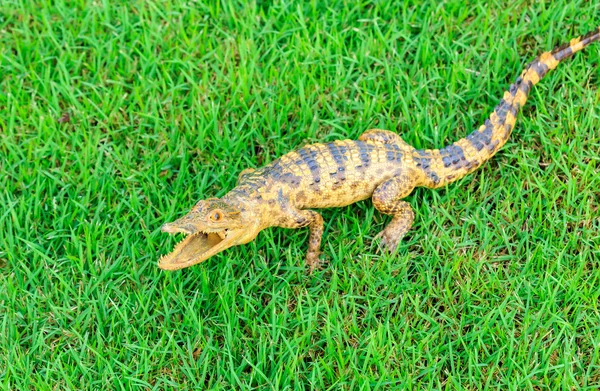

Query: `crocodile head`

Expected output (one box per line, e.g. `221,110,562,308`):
158,197,260,270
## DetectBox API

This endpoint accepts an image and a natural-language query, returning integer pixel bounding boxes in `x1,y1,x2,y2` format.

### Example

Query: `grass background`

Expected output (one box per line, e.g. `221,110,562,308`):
1,0,600,389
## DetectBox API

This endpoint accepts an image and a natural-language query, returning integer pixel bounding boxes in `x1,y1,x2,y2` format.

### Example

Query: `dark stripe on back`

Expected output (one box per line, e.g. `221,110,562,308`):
353,141,375,171
514,76,533,94
527,58,550,80
272,157,302,186
440,143,468,170
494,99,511,123
553,41,574,55
326,142,346,167
297,146,322,188
413,150,440,186
326,142,349,184
552,44,573,61
385,143,403,162
264,158,284,179
466,118,495,152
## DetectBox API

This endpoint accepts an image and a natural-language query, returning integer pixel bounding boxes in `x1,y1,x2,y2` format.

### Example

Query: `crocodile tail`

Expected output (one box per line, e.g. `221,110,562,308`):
413,26,600,189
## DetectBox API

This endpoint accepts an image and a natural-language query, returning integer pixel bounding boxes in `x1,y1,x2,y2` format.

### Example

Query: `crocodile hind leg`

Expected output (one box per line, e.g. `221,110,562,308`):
277,208,324,272
371,172,417,251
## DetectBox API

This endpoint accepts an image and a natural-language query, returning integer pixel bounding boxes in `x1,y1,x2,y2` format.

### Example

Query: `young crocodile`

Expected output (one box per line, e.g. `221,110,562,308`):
159,27,600,271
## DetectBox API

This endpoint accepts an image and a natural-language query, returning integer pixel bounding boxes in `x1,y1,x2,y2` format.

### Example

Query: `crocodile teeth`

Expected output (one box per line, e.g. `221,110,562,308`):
158,230,226,270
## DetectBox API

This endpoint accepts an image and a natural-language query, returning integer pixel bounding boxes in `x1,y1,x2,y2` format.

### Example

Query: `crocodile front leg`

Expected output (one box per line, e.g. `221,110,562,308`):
277,208,324,272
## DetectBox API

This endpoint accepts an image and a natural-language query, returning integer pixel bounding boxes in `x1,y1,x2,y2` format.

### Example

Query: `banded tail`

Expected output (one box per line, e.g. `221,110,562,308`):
414,26,600,189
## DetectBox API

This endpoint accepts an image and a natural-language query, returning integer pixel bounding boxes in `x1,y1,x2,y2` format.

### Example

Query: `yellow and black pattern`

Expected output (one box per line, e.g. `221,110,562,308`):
415,26,600,188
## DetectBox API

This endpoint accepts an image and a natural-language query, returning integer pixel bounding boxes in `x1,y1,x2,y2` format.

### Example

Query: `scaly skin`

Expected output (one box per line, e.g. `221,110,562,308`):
159,27,600,272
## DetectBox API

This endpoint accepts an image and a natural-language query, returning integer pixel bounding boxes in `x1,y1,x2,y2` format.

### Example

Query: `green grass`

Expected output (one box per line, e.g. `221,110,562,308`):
1,0,600,389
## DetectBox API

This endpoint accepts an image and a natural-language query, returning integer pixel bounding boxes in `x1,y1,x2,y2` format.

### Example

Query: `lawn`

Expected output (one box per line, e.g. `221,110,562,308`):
1,0,600,389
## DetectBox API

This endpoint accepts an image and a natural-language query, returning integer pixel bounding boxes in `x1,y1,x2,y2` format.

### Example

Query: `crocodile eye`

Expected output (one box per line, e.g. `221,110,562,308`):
210,211,223,222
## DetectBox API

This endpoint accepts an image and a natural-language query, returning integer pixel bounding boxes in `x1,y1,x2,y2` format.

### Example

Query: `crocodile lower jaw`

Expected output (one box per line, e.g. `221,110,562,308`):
158,230,229,270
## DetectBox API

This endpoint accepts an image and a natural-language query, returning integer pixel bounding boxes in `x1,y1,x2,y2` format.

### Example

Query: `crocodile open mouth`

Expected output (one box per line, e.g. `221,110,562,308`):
158,229,234,270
